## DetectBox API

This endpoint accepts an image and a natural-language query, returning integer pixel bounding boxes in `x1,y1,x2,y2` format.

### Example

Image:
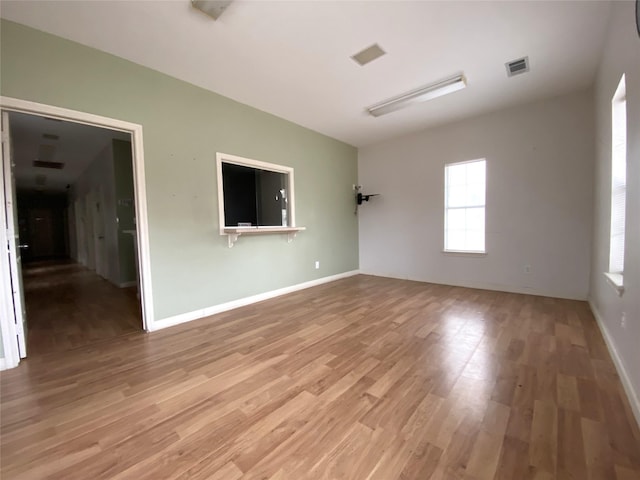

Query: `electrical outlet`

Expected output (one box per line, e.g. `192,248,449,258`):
315,261,320,269
524,265,531,274
621,312,627,329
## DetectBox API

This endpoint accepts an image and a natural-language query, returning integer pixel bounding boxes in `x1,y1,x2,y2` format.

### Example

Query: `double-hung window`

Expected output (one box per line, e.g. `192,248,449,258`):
606,75,627,293
444,159,486,253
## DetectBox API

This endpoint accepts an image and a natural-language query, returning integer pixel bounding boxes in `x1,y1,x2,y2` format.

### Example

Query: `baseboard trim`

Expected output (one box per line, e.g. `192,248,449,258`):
151,270,360,332
359,271,587,300
589,299,640,429
0,358,6,371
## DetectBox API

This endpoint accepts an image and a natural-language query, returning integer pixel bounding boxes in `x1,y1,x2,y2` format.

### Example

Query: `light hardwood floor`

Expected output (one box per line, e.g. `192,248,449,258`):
1,275,639,479
22,260,141,356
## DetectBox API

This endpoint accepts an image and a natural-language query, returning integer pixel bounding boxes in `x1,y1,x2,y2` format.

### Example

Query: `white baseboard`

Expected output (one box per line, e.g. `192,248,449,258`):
0,358,6,371
151,270,360,332
359,271,587,300
589,299,640,429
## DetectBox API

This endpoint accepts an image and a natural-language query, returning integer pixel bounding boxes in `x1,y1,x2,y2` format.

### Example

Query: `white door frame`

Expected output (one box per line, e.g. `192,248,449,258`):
0,112,22,365
0,96,155,369
2,111,27,359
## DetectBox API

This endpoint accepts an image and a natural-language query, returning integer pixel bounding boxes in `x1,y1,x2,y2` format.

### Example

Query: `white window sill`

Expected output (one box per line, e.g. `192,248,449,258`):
224,226,305,234
604,272,624,296
222,226,305,248
442,250,487,257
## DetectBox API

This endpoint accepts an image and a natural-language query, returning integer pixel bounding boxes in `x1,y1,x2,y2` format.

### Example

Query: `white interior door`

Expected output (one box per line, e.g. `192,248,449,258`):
84,192,95,270
1,111,27,358
93,186,107,278
74,199,86,265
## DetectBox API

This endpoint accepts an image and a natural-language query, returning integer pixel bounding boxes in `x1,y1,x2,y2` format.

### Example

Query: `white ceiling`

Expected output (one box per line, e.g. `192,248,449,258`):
9,112,130,192
0,0,612,147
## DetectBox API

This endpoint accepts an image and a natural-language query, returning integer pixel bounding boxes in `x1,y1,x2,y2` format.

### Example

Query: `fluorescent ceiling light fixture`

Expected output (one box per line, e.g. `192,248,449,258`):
367,74,467,117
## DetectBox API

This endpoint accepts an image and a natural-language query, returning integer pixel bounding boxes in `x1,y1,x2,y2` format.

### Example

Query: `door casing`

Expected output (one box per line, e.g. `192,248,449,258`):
1,110,27,360
0,96,155,370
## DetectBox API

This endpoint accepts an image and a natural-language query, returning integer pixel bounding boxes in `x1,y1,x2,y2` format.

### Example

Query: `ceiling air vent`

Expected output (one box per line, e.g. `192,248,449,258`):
505,56,529,77
33,160,64,170
191,0,233,20
351,44,386,66
42,133,59,141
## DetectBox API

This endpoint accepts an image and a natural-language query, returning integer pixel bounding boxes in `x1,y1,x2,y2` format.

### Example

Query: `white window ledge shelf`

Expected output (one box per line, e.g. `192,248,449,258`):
604,272,624,296
442,250,487,257
223,226,306,248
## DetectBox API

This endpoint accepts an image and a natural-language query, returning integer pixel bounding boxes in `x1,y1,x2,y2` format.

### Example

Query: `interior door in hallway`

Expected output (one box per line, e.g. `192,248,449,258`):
92,186,107,279
74,199,86,265
83,192,95,271
28,208,55,258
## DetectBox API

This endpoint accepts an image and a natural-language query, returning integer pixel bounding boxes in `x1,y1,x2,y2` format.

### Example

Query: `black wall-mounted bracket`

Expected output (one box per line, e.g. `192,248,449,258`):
354,185,380,214
357,192,380,205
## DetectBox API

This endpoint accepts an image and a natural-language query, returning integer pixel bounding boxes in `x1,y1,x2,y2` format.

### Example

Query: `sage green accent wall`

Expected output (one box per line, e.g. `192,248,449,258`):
0,20,358,321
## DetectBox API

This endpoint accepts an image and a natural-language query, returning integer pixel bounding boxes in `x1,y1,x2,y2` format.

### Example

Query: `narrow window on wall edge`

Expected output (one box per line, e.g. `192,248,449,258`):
606,74,627,294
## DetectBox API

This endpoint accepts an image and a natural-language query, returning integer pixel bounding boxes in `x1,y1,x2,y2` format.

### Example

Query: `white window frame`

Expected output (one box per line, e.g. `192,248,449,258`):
605,74,627,296
216,152,304,247
443,158,487,255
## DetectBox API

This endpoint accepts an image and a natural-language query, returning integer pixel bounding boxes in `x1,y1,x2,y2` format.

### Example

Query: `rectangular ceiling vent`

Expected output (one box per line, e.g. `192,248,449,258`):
506,56,529,77
351,44,386,66
42,133,59,140
33,160,64,170
191,0,233,20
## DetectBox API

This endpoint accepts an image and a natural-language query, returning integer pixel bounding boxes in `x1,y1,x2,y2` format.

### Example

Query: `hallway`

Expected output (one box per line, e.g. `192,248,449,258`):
23,260,141,356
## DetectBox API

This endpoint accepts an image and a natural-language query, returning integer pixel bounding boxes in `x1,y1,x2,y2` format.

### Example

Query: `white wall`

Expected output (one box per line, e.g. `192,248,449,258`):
71,143,120,285
590,0,640,422
358,89,594,300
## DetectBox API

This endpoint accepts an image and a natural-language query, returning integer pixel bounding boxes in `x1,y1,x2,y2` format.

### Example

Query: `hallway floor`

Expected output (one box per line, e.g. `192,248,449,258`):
23,260,141,356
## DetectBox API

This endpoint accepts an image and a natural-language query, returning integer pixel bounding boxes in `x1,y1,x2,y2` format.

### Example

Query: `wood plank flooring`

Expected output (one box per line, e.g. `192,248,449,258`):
22,260,141,356
1,275,639,479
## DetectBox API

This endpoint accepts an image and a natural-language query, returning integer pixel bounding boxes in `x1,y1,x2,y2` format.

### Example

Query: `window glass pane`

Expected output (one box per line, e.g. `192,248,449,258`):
466,183,485,206
447,230,465,251
610,232,624,273
466,207,484,231
447,209,466,231
447,185,466,208
612,145,626,184
466,230,485,251
466,160,486,184
447,164,467,186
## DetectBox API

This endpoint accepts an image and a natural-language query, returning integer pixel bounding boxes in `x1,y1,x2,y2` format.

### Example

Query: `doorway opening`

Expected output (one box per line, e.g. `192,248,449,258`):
1,98,153,369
